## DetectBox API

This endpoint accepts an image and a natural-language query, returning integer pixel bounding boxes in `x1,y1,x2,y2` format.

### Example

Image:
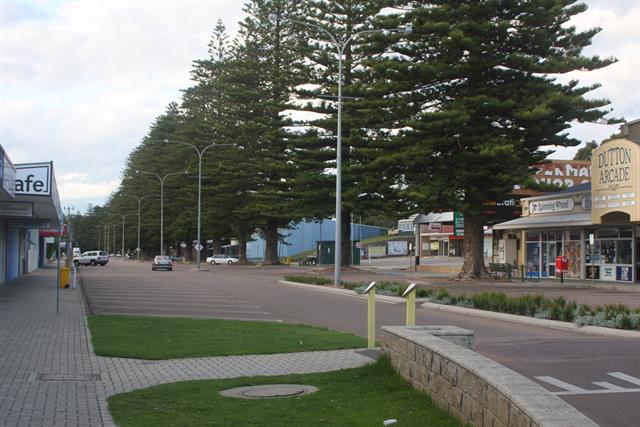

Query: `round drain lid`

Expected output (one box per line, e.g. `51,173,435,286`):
220,384,318,399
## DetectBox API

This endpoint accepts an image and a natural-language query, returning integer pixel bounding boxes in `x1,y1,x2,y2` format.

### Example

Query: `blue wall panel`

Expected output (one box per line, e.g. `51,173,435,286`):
245,219,386,260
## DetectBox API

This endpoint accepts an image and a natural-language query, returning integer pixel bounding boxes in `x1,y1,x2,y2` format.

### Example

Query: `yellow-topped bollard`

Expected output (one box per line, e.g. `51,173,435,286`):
402,283,417,326
59,267,71,288
364,281,377,349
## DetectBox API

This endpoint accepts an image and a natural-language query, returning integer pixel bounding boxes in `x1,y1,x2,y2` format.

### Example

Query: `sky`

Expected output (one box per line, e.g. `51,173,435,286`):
1,0,639,214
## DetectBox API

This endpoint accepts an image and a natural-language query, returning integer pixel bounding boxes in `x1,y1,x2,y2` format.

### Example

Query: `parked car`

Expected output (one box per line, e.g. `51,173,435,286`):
152,255,173,271
168,255,183,262
298,255,317,266
206,254,239,264
73,251,109,267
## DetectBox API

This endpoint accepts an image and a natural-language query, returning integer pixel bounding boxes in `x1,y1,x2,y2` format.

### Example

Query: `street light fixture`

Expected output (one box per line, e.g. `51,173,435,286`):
125,194,156,260
135,170,188,255
162,139,233,270
268,14,410,286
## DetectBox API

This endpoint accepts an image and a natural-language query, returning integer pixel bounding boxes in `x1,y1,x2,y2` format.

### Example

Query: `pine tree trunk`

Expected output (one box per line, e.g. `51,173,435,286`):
238,236,247,263
340,211,351,266
263,221,280,265
211,239,222,255
457,214,491,280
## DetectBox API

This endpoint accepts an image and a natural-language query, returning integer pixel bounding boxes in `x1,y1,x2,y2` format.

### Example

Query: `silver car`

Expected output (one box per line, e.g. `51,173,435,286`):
74,251,109,267
152,256,173,271
206,254,239,265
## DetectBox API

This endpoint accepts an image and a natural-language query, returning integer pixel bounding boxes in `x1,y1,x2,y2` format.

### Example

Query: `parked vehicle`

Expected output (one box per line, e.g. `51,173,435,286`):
73,251,109,267
298,255,317,266
168,255,183,262
206,254,239,264
152,255,173,271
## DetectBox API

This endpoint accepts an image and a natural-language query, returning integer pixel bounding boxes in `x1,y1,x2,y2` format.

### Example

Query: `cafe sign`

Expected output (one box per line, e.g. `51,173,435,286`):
591,138,640,224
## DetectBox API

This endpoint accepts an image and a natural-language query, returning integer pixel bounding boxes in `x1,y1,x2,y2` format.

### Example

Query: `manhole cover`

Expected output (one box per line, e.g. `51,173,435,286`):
220,384,318,399
36,373,102,382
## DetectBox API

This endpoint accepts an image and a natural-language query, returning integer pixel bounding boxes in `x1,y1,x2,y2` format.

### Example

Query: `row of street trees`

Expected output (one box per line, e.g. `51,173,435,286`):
74,0,616,279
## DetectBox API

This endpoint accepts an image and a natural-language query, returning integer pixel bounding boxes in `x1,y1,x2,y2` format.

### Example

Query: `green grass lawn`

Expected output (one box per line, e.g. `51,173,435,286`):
108,356,464,427
88,315,367,359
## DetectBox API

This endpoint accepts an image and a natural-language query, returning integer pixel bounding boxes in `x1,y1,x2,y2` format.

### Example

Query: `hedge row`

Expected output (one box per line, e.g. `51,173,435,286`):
283,275,640,331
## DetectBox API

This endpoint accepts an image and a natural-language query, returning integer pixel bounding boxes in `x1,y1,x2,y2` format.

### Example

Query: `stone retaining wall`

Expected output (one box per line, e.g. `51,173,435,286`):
381,326,597,427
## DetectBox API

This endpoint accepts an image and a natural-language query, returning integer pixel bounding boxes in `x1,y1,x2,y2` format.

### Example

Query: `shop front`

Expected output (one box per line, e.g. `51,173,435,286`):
0,160,62,283
494,120,640,283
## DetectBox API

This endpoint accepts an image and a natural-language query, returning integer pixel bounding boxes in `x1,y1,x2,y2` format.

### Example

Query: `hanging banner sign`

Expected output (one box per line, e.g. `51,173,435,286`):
15,163,52,196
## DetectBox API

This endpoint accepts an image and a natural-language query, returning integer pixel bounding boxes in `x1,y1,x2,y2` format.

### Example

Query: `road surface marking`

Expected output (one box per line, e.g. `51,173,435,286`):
592,382,628,391
608,372,640,386
535,376,587,393
535,373,640,396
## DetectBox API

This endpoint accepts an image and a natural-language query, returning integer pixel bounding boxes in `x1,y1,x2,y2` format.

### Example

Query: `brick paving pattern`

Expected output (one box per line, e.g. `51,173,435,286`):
0,267,373,427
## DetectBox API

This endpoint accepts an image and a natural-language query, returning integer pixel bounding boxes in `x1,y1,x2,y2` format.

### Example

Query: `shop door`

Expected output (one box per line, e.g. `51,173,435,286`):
547,242,556,277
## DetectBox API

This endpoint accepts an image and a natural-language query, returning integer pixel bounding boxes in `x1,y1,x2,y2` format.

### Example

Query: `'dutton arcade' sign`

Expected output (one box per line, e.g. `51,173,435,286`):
591,138,640,224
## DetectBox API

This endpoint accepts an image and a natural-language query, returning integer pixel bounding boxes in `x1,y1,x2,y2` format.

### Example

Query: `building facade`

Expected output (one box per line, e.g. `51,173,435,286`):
0,155,63,285
494,120,640,283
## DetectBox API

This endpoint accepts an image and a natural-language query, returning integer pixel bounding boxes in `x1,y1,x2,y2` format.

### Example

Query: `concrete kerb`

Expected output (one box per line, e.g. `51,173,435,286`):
421,302,640,338
278,280,409,304
278,279,640,338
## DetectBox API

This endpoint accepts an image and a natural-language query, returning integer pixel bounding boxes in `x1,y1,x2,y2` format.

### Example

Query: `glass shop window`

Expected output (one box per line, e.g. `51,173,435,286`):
616,240,632,265
526,232,539,242
599,240,616,264
597,228,619,239
620,228,633,238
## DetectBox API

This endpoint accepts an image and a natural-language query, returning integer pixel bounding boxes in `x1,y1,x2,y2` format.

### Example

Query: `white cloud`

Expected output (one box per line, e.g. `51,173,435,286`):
1,0,638,211
1,0,246,212
58,174,121,201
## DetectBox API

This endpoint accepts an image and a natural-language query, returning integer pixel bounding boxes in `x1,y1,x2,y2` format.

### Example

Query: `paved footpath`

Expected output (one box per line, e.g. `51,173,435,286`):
0,266,374,427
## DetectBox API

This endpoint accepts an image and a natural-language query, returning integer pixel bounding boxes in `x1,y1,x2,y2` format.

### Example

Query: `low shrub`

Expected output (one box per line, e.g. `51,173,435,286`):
427,289,639,331
284,275,333,286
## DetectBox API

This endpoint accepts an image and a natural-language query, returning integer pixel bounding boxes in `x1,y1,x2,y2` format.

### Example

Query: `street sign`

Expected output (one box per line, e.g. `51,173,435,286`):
135,247,141,252
454,211,464,237
194,243,203,251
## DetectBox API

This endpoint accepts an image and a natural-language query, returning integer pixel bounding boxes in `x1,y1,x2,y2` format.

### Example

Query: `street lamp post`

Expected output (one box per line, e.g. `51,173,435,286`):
125,194,155,260
113,213,135,260
162,139,232,270
268,14,409,286
136,170,187,255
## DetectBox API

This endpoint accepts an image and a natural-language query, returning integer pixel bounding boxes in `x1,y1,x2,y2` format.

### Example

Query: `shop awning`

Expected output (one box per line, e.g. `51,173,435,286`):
493,212,592,230
0,162,63,228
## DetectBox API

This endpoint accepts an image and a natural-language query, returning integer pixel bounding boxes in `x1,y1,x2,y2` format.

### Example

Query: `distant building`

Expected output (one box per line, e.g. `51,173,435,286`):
244,219,387,261
533,160,591,188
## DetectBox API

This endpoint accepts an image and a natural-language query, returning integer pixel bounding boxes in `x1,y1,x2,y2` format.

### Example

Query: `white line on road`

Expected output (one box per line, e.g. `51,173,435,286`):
608,372,640,386
535,376,587,393
536,373,640,396
592,382,628,391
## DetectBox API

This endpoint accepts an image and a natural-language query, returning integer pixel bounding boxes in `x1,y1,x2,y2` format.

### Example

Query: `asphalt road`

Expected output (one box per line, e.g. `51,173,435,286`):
79,261,640,427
